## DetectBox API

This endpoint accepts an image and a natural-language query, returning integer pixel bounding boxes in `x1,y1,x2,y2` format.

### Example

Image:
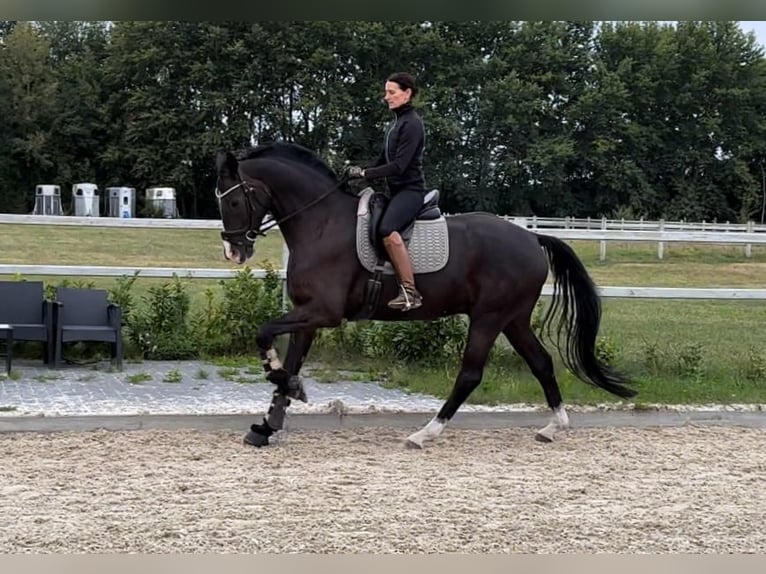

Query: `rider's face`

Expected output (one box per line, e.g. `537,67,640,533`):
383,81,412,110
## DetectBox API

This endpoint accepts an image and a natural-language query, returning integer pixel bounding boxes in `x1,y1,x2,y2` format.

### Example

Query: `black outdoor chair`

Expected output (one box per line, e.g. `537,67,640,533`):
53,287,123,369
0,280,55,364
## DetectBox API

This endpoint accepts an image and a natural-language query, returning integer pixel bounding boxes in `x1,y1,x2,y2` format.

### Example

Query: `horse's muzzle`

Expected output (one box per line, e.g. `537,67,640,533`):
222,241,253,264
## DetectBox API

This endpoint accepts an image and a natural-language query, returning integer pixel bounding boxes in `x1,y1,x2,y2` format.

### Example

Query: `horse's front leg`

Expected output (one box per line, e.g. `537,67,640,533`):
244,329,316,447
245,306,337,447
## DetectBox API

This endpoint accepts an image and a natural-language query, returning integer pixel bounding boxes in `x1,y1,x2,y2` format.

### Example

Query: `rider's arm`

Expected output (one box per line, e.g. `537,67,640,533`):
363,117,423,180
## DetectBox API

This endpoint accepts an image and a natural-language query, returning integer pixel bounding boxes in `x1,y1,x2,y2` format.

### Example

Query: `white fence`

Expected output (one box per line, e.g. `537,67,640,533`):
5,213,765,260
2,213,766,300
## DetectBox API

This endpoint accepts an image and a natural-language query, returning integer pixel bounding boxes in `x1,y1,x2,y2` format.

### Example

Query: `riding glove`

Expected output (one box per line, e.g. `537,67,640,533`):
344,165,365,179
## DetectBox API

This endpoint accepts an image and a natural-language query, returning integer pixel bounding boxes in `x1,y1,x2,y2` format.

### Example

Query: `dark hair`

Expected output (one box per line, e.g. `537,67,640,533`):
387,72,418,99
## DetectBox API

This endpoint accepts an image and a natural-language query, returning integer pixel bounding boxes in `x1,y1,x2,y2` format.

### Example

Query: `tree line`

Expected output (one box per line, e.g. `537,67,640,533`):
1,20,765,222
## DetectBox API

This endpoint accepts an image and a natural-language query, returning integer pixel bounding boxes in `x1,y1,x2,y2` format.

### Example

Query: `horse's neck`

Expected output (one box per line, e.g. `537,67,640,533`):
246,157,356,248
271,180,357,249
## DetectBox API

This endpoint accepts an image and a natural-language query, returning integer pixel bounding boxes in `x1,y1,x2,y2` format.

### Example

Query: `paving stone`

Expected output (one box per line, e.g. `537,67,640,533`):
0,358,449,417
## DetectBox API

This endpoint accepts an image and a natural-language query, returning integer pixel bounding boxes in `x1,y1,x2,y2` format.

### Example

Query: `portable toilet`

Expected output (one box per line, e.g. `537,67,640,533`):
72,183,100,217
106,186,136,218
33,184,63,215
145,186,178,218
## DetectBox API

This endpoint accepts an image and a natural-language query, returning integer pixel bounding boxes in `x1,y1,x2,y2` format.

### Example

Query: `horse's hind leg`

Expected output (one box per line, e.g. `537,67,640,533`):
406,315,502,449
503,320,569,442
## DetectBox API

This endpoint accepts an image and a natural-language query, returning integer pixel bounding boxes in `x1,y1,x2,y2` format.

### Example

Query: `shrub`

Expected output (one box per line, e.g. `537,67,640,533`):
127,274,196,359
741,346,766,384
316,315,468,365
194,263,283,356
595,335,619,366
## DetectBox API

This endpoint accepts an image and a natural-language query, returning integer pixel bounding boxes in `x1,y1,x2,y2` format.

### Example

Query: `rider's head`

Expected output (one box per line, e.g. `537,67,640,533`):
384,72,418,110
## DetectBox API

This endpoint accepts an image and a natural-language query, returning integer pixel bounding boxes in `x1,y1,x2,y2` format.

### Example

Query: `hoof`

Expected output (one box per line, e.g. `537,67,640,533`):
244,422,273,448
244,430,270,447
405,435,424,449
534,432,553,443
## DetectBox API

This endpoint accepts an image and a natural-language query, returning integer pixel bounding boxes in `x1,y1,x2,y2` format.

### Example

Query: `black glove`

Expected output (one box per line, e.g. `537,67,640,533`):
343,165,365,179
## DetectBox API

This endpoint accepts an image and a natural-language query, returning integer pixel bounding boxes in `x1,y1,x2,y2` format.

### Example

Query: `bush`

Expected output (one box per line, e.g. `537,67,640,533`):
316,315,468,365
595,335,619,366
127,274,197,359
194,263,283,356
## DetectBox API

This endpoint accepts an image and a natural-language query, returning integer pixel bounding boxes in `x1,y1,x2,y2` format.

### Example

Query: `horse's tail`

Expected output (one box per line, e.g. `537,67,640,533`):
536,234,637,399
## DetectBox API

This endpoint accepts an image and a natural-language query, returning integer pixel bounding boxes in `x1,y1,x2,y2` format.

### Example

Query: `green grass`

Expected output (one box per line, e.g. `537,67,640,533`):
570,240,766,287
0,224,285,269
1,225,285,308
162,369,183,383
126,372,152,385
4,222,766,405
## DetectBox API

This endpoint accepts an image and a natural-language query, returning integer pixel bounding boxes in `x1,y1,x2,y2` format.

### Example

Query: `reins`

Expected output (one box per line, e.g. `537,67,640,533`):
216,169,357,244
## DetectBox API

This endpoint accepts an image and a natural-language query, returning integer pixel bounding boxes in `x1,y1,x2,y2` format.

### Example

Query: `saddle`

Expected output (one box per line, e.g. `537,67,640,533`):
354,188,450,318
367,189,443,256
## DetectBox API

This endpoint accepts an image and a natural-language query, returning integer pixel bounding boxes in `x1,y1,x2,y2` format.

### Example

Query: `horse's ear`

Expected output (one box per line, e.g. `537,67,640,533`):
215,150,239,176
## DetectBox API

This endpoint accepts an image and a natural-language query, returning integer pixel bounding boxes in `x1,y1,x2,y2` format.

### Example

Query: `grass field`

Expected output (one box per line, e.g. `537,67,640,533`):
3,221,766,405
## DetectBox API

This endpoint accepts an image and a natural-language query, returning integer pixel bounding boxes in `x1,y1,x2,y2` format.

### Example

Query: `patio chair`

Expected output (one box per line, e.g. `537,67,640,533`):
53,287,123,369
0,280,55,364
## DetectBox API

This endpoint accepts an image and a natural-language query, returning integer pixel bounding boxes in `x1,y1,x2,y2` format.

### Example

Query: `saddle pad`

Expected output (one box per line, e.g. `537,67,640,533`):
355,188,449,275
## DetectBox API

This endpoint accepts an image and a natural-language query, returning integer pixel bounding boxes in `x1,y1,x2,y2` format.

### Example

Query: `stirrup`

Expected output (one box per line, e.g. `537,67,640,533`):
388,285,423,311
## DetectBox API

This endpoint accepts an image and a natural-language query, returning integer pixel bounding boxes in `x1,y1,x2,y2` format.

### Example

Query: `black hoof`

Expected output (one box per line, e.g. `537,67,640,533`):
243,430,270,447
534,432,552,443
244,422,273,448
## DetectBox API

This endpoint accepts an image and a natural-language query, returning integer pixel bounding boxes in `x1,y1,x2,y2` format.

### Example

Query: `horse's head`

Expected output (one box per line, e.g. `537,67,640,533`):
215,150,271,264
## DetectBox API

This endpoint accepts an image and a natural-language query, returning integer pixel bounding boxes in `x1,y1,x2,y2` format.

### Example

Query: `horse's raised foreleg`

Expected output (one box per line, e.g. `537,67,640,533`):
407,316,502,449
255,308,330,385
244,329,316,447
503,320,569,442
245,306,339,448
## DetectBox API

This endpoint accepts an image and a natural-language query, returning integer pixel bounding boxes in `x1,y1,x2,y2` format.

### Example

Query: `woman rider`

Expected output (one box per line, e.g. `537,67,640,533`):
345,71,427,311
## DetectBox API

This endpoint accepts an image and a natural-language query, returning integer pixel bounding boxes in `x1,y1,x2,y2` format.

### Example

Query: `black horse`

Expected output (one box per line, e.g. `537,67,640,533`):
215,142,636,448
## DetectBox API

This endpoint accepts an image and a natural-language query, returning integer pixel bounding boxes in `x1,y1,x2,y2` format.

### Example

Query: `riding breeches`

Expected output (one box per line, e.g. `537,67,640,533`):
378,189,425,237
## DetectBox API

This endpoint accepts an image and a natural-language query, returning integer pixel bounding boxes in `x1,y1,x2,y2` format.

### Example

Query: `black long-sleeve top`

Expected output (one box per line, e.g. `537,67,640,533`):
364,102,427,194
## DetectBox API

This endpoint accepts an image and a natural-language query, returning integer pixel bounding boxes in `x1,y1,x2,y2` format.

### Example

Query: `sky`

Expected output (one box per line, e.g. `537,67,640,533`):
632,21,766,49
738,21,766,48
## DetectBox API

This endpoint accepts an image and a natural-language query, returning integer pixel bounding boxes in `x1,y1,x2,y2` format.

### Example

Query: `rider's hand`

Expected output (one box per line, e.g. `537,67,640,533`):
344,165,365,179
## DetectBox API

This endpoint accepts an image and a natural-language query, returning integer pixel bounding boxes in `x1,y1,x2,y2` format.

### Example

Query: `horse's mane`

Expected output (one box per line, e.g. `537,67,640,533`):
238,142,338,181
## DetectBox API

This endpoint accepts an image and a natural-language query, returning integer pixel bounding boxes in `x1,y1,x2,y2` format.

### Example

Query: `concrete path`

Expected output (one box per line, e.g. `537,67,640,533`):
2,410,766,434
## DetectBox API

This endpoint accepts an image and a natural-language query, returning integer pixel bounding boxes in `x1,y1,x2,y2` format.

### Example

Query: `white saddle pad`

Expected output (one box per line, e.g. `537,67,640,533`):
355,188,449,275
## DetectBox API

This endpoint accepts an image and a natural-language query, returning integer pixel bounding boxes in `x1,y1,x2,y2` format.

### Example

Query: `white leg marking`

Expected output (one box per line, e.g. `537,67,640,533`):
536,405,569,442
406,416,446,449
266,348,282,371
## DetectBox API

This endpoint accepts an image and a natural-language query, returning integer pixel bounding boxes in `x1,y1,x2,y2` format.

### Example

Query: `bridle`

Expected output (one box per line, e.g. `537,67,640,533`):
215,168,354,247
215,175,273,246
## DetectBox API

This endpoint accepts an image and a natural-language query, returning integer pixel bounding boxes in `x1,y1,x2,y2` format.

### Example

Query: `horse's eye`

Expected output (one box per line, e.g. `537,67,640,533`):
230,200,239,208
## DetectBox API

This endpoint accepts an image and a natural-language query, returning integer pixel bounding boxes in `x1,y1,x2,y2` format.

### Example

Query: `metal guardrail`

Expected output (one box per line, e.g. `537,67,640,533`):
0,213,225,229
1,264,763,300
2,213,765,299
0,264,284,279
2,212,765,233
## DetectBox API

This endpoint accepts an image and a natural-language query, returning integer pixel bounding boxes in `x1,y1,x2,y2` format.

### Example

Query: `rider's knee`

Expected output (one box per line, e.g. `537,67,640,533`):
382,230,404,246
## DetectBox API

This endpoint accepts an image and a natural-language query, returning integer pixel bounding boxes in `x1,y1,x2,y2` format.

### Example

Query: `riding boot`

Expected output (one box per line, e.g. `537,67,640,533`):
383,232,423,311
